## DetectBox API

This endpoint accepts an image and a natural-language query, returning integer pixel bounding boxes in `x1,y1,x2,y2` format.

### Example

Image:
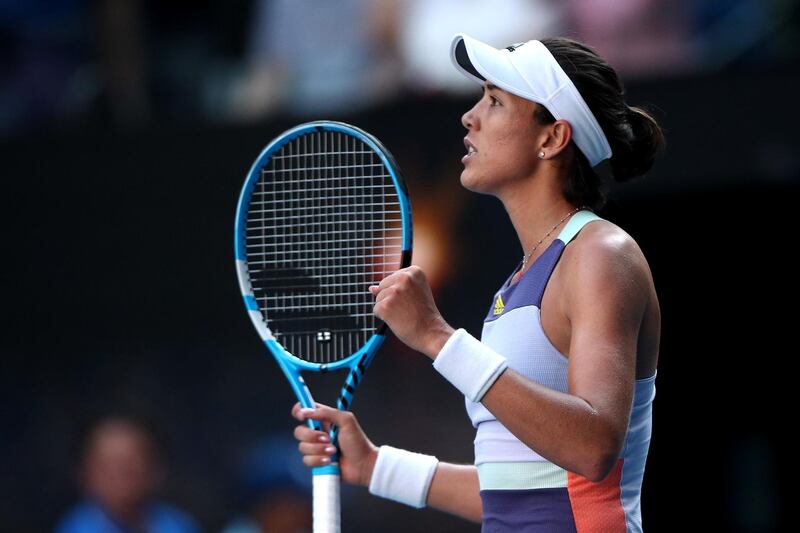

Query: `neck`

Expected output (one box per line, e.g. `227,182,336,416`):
497,168,579,267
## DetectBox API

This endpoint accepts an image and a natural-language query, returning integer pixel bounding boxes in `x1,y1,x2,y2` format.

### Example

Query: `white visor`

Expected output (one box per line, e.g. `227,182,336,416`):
451,33,612,167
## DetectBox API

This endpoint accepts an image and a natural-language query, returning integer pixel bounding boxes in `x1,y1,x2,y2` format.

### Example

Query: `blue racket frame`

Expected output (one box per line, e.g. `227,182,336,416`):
234,121,412,476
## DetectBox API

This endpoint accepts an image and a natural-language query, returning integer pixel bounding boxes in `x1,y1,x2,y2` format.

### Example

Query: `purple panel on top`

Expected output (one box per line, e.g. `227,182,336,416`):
484,239,566,322
480,488,578,532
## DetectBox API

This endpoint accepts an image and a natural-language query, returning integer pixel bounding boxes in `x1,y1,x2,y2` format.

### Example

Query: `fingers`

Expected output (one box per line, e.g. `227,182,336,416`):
370,266,418,295
369,266,426,300
292,423,330,444
293,425,337,466
291,403,345,467
373,285,397,305
369,270,408,317
298,440,338,466
291,402,315,421
376,270,403,291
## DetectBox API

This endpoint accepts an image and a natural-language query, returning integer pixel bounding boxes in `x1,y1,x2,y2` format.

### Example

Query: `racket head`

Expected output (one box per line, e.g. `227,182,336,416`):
235,121,412,372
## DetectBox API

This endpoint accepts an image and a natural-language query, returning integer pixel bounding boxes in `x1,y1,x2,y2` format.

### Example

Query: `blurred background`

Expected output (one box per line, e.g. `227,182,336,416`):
1,0,797,531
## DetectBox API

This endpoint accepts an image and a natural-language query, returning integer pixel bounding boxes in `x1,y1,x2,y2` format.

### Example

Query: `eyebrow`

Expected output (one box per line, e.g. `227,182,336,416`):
483,83,500,93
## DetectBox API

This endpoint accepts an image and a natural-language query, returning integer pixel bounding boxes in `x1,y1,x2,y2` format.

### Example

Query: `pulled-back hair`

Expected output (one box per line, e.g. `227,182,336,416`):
536,37,665,211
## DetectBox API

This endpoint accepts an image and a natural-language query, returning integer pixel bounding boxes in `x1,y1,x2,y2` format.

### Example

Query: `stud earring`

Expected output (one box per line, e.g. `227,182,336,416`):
539,151,545,158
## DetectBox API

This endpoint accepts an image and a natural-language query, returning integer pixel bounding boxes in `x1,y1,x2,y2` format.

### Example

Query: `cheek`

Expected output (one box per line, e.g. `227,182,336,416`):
491,128,538,174
495,118,536,162
460,112,539,191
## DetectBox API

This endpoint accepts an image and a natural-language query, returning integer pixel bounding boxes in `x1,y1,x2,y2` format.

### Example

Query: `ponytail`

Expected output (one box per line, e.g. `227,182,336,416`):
609,105,666,183
536,38,666,210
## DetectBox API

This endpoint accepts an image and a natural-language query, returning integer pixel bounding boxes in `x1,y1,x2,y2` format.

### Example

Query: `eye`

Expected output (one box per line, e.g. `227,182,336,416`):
489,95,501,107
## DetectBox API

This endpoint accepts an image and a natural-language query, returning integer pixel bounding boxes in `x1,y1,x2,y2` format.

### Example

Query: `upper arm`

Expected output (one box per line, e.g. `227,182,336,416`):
562,230,650,446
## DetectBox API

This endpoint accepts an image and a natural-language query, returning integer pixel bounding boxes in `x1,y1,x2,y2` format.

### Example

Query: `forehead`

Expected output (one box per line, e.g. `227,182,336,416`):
87,421,153,455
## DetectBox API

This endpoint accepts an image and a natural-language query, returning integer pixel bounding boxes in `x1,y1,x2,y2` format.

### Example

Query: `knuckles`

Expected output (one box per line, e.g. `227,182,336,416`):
407,265,424,281
376,266,426,294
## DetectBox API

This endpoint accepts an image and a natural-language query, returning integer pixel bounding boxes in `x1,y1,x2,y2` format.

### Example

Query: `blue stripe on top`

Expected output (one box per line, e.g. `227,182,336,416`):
484,239,566,322
485,210,604,322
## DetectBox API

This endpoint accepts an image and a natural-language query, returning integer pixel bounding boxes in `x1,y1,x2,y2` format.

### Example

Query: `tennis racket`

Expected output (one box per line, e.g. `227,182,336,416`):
234,121,412,533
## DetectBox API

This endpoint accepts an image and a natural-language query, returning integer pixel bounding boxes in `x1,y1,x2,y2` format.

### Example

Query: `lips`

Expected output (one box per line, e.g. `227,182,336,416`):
463,137,477,162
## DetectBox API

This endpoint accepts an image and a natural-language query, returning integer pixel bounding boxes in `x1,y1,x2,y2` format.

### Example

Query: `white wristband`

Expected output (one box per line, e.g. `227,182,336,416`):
368,445,439,508
432,328,508,402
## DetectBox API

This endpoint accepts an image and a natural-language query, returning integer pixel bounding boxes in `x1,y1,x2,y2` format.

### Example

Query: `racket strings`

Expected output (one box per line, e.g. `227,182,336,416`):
245,130,403,364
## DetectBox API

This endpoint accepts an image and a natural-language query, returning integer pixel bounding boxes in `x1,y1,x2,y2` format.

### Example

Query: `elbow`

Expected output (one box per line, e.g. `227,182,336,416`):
469,493,484,524
580,437,624,483
582,454,617,483
469,509,483,525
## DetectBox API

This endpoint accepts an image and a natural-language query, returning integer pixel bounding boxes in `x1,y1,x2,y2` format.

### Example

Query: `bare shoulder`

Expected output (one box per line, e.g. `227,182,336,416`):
564,219,651,275
560,219,661,377
559,219,655,313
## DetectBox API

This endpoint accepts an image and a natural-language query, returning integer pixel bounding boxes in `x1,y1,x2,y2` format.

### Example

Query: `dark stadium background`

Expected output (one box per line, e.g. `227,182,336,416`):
1,1,795,531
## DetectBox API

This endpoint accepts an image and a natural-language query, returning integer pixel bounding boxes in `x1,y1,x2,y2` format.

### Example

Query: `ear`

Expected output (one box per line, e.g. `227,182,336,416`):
541,119,573,159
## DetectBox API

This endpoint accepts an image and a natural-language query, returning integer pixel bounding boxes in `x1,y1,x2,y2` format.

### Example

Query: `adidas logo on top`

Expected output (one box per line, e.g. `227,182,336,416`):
493,294,505,315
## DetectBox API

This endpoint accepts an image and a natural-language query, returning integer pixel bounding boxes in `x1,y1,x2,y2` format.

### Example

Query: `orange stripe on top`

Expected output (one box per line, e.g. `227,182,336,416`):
567,458,626,533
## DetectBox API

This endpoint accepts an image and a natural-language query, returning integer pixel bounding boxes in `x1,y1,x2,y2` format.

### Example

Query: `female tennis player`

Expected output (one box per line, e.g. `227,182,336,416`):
293,33,663,532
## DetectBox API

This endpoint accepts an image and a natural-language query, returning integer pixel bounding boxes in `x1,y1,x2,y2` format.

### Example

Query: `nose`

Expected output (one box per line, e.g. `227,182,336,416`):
461,101,480,130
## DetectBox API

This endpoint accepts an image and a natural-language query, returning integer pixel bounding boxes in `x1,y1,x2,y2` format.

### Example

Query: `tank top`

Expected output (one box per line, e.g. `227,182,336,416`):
467,210,657,533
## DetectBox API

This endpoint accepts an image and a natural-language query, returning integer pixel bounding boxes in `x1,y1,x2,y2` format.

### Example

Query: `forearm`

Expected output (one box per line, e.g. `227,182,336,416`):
481,368,621,481
426,462,482,523
365,445,481,523
431,329,625,482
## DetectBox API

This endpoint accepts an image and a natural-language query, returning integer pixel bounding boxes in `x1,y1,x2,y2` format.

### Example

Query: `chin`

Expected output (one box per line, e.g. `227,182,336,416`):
460,169,494,195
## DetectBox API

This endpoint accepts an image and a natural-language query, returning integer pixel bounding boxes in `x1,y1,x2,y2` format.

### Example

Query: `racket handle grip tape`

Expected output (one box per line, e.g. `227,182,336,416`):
312,471,341,533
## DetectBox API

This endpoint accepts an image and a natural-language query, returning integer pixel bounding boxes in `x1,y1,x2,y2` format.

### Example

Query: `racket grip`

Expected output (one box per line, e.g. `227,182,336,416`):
313,471,341,533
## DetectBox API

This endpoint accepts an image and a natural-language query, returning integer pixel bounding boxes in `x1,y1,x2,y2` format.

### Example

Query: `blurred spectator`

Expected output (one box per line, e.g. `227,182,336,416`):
0,0,95,136
96,0,151,126
53,416,199,533
3,0,796,136
563,0,696,77
0,0,153,135
694,0,791,70
221,435,311,533
217,0,401,121
397,0,562,95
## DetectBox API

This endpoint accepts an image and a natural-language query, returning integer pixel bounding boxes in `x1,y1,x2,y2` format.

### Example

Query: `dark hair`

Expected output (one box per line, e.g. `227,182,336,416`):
534,37,665,211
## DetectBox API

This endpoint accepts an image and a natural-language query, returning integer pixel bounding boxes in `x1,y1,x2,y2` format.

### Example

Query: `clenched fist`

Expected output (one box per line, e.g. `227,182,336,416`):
369,266,455,359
